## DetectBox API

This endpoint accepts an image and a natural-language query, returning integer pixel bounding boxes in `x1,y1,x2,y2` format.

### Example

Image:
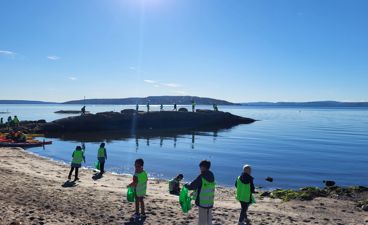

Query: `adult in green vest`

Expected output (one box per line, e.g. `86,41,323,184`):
192,101,196,112
128,158,148,220
68,146,85,181
169,174,184,195
97,142,107,175
185,160,215,225
235,165,255,225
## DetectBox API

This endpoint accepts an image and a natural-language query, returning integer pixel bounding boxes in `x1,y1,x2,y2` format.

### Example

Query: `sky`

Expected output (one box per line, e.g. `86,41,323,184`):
0,0,367,103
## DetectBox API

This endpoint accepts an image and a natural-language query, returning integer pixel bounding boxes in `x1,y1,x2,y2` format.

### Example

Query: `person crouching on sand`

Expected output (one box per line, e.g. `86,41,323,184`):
68,146,85,181
235,164,255,225
185,160,215,225
128,158,148,220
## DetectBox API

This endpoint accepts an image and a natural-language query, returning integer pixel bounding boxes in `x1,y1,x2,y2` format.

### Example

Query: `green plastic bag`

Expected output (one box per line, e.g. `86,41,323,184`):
251,194,256,204
127,187,135,202
179,186,192,213
95,161,100,170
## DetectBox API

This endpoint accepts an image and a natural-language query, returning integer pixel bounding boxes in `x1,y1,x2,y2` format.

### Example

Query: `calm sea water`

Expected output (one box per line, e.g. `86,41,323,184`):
1,104,367,189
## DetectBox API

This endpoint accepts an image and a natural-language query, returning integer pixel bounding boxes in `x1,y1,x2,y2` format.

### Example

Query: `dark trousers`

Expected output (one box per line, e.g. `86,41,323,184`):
239,201,250,222
99,161,105,173
68,167,79,180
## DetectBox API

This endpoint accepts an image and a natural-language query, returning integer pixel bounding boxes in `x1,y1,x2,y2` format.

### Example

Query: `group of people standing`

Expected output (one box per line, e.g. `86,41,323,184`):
67,143,255,225
0,115,20,127
135,101,219,113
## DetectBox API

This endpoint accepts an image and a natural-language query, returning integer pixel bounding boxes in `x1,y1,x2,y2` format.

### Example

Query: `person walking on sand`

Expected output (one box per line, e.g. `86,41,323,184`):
68,146,85,181
97,143,107,175
235,165,256,225
128,158,148,220
185,160,215,225
173,103,177,111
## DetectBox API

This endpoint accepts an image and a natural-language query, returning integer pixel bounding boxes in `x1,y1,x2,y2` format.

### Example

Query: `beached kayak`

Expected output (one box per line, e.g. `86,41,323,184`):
0,139,52,148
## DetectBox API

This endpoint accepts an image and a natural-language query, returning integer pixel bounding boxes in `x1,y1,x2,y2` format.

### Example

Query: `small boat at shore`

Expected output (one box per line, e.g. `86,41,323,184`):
0,138,52,148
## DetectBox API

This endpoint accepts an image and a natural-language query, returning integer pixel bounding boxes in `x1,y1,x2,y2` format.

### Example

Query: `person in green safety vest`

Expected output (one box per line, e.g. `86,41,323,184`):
235,165,255,225
169,174,184,195
185,160,215,225
128,158,148,220
68,146,85,181
13,116,20,127
191,101,196,112
97,142,107,175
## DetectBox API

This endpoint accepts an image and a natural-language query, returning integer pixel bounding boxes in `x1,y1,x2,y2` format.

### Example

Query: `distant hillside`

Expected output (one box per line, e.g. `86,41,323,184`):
242,101,368,107
63,96,236,105
0,100,56,104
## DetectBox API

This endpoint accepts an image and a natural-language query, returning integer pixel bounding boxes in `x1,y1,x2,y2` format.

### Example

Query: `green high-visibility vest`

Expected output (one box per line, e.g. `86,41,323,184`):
236,176,251,202
199,178,215,208
72,150,84,164
135,170,148,197
13,117,19,123
97,147,105,158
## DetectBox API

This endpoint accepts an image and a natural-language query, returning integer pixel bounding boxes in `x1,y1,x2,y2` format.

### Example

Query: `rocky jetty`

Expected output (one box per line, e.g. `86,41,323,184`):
39,110,255,133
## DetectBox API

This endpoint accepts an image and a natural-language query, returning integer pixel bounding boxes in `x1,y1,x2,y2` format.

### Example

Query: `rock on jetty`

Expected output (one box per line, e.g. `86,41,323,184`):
39,110,255,133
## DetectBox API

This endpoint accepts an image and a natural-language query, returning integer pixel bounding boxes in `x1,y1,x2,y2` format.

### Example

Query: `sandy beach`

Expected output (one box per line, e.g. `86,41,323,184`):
0,147,367,225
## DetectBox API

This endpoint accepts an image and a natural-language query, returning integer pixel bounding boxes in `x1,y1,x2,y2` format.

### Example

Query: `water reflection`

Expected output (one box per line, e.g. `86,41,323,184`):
44,128,226,150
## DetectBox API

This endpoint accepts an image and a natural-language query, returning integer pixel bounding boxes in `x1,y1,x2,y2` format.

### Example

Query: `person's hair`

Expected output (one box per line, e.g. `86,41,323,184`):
135,158,144,167
177,174,184,179
243,164,251,171
76,146,82,150
100,142,105,148
199,160,211,170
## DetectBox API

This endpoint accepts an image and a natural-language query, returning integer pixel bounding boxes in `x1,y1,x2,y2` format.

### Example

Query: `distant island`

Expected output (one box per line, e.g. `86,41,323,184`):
1,98,368,107
242,101,368,107
0,100,56,104
62,96,237,105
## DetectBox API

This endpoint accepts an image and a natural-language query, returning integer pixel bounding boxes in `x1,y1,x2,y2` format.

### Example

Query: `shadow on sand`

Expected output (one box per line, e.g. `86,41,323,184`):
61,180,77,188
124,216,146,225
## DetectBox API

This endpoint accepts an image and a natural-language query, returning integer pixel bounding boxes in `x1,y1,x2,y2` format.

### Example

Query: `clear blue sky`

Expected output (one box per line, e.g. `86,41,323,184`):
1,0,367,103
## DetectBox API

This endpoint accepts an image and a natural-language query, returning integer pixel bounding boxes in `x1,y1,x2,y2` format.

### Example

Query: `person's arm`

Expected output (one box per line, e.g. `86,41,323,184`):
250,178,255,193
128,175,138,187
235,179,238,188
185,175,202,191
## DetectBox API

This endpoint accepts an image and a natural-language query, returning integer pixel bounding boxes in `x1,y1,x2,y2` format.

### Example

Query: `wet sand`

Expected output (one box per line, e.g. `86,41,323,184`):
0,147,367,225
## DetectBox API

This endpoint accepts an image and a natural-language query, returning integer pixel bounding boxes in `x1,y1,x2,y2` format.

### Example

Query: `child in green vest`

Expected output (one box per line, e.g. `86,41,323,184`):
235,165,255,225
185,160,215,225
169,174,184,195
128,158,148,220
68,146,85,181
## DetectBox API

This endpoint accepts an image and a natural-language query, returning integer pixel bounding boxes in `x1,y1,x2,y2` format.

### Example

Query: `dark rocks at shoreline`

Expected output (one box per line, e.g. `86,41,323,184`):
54,110,90,114
266,177,274,182
323,180,336,187
270,186,368,205
0,120,46,133
38,110,255,133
